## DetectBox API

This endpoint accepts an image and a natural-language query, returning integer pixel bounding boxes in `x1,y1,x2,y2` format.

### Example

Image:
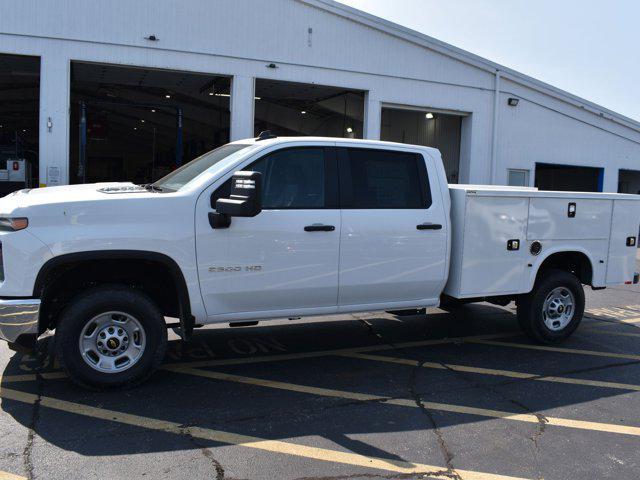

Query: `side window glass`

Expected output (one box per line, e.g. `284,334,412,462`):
212,148,326,209
343,149,430,208
253,148,325,209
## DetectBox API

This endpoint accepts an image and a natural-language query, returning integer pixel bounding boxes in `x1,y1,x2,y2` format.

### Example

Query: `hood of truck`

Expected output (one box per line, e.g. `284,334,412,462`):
0,183,152,213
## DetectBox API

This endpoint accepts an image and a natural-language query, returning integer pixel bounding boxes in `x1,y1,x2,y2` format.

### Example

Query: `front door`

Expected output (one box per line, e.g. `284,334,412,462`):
195,146,341,319
336,146,448,309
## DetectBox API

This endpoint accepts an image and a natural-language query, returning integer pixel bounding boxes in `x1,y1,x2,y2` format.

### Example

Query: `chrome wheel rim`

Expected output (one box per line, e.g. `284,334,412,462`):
79,311,146,373
542,287,575,331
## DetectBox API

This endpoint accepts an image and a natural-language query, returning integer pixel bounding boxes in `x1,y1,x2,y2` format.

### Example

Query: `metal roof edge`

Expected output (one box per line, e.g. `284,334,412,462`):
298,0,640,134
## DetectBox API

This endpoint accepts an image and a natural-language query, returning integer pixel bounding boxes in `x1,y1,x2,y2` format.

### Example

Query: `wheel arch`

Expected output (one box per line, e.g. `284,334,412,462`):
34,250,194,339
527,248,595,293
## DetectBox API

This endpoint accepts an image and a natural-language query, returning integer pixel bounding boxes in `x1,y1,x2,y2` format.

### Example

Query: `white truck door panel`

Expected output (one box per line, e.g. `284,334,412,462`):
195,146,340,317
196,210,340,314
339,210,447,305
337,147,447,307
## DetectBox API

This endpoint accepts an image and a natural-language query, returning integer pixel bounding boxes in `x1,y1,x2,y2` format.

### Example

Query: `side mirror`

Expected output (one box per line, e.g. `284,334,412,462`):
215,171,262,219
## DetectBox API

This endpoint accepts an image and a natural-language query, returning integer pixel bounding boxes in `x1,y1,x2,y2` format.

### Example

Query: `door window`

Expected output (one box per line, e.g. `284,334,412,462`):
339,148,431,208
253,148,325,209
212,147,336,209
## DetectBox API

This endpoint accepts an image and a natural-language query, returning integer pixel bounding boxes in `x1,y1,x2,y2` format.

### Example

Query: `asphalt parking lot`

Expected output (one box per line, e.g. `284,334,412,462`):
1,253,639,480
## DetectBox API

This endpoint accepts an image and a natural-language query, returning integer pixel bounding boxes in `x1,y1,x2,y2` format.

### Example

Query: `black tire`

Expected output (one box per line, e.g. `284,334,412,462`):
516,269,584,344
55,285,167,390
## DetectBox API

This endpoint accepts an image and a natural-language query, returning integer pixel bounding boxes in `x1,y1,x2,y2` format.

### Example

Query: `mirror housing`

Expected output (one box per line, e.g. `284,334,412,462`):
215,171,262,218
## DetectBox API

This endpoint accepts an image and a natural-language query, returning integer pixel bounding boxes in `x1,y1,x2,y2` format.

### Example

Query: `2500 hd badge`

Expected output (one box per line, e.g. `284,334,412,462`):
209,265,263,273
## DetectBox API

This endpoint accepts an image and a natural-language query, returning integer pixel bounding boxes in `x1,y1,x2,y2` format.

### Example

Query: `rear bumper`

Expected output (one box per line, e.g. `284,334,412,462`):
0,298,40,344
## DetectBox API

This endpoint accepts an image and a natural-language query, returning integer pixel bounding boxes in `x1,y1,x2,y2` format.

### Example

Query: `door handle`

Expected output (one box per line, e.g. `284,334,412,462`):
417,223,442,230
304,224,335,232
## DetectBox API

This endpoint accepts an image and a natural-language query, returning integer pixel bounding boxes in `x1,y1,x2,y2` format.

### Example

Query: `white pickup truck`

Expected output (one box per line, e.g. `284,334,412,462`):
0,133,638,389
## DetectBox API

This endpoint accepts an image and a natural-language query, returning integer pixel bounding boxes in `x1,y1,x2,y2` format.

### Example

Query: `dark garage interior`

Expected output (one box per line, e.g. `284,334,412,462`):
69,62,231,184
0,53,40,193
535,163,603,192
380,107,462,183
254,79,364,139
618,169,640,194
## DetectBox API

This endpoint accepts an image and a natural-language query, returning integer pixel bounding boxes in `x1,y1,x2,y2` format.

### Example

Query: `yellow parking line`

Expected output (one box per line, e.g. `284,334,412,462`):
168,367,640,437
0,386,530,480
616,317,640,325
0,333,514,384
583,326,640,338
0,372,67,383
586,307,639,319
587,316,640,326
0,471,26,480
161,332,515,369
339,352,640,392
468,339,640,361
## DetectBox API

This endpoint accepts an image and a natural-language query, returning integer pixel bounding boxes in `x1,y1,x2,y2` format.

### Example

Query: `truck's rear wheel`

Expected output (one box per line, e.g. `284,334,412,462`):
55,286,167,390
516,269,584,344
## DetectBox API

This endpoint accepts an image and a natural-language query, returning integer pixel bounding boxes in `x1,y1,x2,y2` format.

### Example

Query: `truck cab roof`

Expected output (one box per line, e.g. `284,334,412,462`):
229,135,442,156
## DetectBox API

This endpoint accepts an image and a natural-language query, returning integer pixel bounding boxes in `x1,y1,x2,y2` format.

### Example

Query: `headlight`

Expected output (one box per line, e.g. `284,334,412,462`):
0,218,28,231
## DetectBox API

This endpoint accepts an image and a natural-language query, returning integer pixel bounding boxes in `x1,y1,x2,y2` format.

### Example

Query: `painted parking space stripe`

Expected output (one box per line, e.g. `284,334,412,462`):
582,326,640,338
468,339,640,361
339,352,640,391
160,332,516,369
0,333,515,384
0,372,67,383
588,317,640,326
168,367,640,437
0,386,531,480
0,471,26,480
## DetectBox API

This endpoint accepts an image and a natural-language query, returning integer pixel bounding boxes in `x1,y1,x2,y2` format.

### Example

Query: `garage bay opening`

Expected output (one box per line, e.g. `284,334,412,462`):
380,106,463,184
535,163,604,192
254,79,364,139
0,53,40,194
69,62,231,184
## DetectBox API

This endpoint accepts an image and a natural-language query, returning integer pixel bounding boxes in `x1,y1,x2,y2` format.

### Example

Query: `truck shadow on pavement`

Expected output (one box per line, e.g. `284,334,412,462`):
2,304,640,471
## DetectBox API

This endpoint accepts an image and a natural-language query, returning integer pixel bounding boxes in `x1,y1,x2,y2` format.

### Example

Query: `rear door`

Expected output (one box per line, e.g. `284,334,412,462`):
337,147,448,309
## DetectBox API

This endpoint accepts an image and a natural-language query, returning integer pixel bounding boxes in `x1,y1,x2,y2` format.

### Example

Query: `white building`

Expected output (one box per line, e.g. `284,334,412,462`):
1,0,639,193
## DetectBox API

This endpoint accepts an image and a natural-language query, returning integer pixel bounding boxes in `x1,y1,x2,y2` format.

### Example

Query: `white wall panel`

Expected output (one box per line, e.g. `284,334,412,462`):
0,0,639,189
497,79,640,191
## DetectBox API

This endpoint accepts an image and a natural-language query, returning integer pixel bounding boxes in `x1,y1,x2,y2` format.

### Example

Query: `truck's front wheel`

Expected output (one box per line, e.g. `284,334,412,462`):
517,269,584,344
55,286,167,390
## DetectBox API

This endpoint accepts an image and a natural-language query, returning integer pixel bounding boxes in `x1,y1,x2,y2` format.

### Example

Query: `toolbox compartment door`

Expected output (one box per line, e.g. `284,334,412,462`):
527,198,611,241
457,196,529,297
606,200,640,285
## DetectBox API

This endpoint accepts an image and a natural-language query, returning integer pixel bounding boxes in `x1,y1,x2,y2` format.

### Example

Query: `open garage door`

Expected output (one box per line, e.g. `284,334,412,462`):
380,107,462,183
254,79,364,138
0,54,39,195
70,62,231,184
535,163,603,192
618,169,640,195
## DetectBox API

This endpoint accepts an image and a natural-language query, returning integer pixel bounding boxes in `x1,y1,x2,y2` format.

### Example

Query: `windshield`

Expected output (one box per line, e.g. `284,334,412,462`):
152,143,251,191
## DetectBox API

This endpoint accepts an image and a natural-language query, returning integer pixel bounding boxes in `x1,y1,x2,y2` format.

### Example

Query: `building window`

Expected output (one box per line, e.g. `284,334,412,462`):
508,169,529,187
